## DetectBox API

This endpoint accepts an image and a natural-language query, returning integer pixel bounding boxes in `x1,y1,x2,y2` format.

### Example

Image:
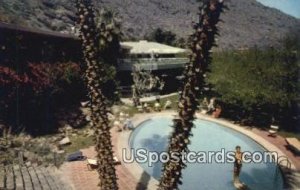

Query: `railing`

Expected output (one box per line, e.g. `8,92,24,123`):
277,155,292,169
117,58,189,71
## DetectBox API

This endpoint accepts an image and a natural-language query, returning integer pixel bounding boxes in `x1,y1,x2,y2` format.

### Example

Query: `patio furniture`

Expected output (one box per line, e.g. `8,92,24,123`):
286,137,300,154
113,120,122,132
268,125,279,137
137,105,143,112
87,157,121,171
143,103,151,112
123,118,134,130
163,100,172,110
200,109,208,114
66,151,86,162
154,102,161,112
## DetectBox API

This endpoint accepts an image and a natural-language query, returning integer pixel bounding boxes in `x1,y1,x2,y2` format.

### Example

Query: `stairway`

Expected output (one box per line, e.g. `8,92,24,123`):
0,164,72,190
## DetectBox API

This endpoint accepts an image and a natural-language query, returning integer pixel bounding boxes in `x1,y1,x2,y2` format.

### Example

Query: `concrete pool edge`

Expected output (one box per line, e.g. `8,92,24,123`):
117,113,162,189
116,111,297,189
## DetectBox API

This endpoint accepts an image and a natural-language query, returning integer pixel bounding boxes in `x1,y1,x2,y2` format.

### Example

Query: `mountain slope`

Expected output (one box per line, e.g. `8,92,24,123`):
0,0,299,49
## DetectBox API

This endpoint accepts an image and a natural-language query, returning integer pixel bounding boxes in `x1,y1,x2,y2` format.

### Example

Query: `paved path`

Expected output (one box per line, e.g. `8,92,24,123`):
251,128,300,171
60,128,147,190
251,128,300,188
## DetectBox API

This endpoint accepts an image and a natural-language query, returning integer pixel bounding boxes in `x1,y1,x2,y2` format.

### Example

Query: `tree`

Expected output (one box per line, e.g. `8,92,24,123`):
75,0,118,189
175,37,188,48
95,8,123,103
147,28,177,46
208,43,299,129
158,0,225,189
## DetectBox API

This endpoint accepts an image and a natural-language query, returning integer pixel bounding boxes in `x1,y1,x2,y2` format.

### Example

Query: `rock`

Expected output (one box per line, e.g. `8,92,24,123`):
23,151,30,159
85,115,91,122
51,137,59,143
56,150,65,154
38,137,47,144
42,0,56,8
111,105,121,114
25,161,32,167
58,127,65,133
23,150,37,162
59,137,71,146
76,130,83,135
85,129,94,137
12,149,20,157
64,124,73,131
81,101,89,107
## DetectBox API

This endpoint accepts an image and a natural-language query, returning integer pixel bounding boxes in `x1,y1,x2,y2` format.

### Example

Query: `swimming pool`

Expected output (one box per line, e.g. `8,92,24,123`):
129,117,284,190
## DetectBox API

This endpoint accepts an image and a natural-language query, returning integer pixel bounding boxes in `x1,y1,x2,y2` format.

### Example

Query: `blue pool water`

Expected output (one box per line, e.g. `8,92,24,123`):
129,117,284,190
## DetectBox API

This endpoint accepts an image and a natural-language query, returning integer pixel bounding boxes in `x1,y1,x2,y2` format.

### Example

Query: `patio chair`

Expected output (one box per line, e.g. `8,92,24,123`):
87,156,121,171
163,100,172,110
268,125,279,137
286,137,300,154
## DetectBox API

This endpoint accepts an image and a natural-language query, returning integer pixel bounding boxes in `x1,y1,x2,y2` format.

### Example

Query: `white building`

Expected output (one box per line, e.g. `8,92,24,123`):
118,40,189,71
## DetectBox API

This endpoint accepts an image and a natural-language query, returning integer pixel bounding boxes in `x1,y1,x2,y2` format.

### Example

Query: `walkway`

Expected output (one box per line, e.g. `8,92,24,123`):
60,127,148,190
251,128,300,171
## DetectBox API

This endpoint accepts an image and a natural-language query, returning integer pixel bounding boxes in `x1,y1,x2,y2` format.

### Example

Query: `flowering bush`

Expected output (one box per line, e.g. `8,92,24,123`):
0,62,85,134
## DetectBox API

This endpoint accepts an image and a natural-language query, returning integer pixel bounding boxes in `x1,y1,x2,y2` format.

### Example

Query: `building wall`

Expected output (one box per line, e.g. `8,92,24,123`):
0,23,184,95
0,23,82,69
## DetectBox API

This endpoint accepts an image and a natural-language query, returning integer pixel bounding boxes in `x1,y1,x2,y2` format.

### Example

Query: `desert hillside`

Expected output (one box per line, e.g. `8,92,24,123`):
0,0,299,49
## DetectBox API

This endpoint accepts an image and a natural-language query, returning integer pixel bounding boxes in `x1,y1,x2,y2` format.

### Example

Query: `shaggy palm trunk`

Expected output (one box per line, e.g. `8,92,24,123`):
76,0,118,189
158,0,224,189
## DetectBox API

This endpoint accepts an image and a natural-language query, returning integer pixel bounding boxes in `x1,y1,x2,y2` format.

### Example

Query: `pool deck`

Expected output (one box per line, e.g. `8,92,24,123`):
61,111,300,190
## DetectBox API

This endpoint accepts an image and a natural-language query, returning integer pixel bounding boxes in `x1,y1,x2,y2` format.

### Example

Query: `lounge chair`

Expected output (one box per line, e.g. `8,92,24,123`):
163,100,172,110
87,156,121,170
136,105,143,112
154,102,161,112
66,151,86,162
286,138,300,154
268,125,279,137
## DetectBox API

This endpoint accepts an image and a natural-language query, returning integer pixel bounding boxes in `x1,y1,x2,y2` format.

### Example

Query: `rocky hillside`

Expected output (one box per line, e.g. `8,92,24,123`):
0,0,299,49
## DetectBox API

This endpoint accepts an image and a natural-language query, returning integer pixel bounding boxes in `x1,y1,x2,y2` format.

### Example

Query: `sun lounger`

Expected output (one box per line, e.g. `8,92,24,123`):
87,156,121,170
286,138,300,154
268,125,279,137
154,102,161,112
66,151,86,162
137,105,143,112
87,159,98,170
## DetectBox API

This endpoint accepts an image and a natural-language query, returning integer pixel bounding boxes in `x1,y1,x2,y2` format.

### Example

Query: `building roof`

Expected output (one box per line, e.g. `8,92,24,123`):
120,40,187,54
0,22,77,39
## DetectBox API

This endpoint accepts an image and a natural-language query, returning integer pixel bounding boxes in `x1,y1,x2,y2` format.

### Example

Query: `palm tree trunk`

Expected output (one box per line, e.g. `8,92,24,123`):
76,0,118,189
158,1,225,189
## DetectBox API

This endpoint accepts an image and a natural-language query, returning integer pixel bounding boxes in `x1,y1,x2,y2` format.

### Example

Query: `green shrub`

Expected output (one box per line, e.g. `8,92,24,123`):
208,46,299,130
